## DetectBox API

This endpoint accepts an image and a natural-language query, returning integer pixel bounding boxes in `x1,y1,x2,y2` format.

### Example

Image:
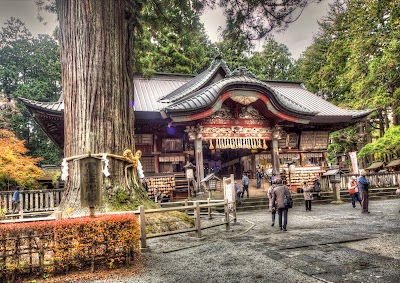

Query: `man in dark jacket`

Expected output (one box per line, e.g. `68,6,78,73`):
272,178,291,231
358,169,370,213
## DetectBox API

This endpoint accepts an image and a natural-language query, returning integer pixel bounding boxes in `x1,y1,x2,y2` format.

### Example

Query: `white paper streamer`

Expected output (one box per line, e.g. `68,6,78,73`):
137,160,145,179
61,158,69,181
102,154,110,177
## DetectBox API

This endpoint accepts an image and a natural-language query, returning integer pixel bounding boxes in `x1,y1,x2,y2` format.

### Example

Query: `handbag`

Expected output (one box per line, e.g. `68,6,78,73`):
284,195,293,208
396,188,400,195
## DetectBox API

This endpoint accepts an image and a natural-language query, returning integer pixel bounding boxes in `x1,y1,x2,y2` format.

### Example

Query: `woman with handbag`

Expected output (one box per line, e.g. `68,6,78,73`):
303,181,313,211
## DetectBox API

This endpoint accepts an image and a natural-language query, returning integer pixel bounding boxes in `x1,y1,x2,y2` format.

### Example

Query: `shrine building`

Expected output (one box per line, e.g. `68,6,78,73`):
21,57,372,198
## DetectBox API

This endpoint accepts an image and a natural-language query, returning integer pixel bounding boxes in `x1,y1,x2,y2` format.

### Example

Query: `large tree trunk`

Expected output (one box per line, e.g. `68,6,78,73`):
56,0,137,214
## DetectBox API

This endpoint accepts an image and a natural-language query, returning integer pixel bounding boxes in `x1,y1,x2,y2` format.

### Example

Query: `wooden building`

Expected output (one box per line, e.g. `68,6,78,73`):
21,57,372,195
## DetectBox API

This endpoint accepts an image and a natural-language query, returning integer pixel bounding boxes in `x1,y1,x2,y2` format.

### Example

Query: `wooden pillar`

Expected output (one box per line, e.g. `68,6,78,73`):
153,135,159,173
271,128,280,177
194,137,204,191
154,156,159,174
251,152,256,179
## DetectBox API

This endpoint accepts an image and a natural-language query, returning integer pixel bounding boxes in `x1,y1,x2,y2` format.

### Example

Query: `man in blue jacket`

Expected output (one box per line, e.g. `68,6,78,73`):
241,173,250,198
358,169,370,213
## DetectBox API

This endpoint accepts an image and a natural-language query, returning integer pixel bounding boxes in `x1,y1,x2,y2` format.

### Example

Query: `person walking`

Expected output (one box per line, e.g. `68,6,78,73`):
256,168,263,189
234,181,243,205
12,186,21,213
348,176,362,208
267,181,276,226
272,178,291,231
303,181,313,211
241,173,250,198
358,169,371,213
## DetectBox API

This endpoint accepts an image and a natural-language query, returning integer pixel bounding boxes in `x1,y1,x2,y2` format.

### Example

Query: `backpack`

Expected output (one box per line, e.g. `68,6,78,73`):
284,194,293,208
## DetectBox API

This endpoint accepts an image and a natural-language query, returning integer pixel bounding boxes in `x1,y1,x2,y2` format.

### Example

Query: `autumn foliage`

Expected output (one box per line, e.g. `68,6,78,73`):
0,213,140,281
0,129,43,188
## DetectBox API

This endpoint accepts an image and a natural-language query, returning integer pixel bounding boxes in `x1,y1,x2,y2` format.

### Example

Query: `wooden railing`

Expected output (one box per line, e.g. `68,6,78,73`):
137,199,231,249
0,189,64,215
321,172,400,191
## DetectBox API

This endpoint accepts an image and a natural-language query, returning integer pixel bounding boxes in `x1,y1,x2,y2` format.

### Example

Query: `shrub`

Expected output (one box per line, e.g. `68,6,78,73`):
0,213,140,281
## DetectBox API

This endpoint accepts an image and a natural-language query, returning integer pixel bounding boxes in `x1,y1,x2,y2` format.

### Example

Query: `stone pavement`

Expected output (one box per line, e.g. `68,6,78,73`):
95,199,400,283
130,198,400,283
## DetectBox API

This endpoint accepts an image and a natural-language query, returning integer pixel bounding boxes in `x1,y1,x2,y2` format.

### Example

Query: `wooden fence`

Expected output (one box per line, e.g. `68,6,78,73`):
0,189,63,216
137,199,231,249
321,172,400,191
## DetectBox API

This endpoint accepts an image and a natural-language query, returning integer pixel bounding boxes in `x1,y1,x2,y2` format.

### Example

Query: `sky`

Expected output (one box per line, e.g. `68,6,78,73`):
0,0,332,60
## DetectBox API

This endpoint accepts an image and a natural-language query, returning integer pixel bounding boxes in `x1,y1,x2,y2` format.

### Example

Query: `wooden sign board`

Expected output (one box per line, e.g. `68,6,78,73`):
186,168,194,180
278,132,299,149
300,131,329,150
80,157,101,208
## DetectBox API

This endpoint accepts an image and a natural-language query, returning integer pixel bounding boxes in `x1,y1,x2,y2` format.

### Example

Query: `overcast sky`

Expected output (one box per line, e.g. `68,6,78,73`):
1,0,331,60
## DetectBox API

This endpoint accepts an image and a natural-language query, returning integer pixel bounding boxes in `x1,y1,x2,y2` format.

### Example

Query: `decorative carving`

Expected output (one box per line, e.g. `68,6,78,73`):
184,124,203,140
238,106,265,120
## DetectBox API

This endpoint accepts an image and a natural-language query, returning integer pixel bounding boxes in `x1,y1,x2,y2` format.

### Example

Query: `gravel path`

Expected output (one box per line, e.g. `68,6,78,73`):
78,199,400,283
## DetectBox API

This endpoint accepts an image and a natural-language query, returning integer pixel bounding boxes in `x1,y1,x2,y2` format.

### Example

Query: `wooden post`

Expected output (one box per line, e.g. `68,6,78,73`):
184,199,188,214
224,199,230,231
207,198,212,219
139,206,147,249
230,174,237,223
194,201,201,238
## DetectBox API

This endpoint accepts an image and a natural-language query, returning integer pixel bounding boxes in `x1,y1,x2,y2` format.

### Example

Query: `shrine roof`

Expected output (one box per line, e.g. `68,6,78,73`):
21,72,373,123
134,74,192,112
163,74,315,115
19,97,64,113
157,56,231,103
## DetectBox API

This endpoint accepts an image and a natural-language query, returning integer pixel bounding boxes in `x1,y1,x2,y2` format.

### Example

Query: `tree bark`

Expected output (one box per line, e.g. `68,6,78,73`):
56,0,136,213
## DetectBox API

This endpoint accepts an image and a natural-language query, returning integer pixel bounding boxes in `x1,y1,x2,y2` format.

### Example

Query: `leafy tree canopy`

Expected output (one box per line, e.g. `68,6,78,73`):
358,126,400,159
0,129,43,189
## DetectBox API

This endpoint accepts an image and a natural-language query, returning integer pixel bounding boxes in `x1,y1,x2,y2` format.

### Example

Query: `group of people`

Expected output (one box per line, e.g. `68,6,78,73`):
265,169,375,231
348,169,371,213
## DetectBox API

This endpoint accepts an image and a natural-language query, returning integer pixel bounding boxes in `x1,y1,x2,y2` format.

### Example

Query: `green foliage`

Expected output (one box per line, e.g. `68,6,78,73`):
133,1,216,76
248,36,296,81
359,126,400,158
296,0,400,161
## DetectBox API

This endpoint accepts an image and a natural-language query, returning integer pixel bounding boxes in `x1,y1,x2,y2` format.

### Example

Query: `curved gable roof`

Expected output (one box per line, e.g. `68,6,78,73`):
158,56,231,103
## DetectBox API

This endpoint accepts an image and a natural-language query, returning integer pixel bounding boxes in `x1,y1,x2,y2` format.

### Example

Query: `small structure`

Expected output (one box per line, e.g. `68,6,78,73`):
322,168,344,203
365,161,384,173
183,162,196,198
384,159,400,172
201,173,221,199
